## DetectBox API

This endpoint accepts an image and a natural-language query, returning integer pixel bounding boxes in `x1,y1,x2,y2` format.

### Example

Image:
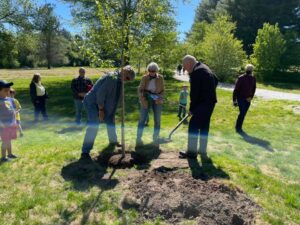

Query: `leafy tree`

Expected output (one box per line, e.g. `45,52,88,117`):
16,32,39,67
0,31,19,68
34,4,68,69
194,0,221,23
251,23,286,75
200,16,246,81
215,0,300,54
0,0,33,30
185,21,208,59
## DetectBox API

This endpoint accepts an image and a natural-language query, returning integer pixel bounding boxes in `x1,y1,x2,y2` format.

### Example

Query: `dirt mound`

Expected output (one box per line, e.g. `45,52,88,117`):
122,169,259,225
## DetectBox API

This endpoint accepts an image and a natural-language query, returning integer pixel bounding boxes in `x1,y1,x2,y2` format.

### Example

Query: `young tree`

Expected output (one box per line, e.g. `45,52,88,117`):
200,16,246,81
251,23,286,75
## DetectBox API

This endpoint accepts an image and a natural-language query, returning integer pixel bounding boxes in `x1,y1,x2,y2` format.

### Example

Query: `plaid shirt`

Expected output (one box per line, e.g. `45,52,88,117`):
71,76,93,100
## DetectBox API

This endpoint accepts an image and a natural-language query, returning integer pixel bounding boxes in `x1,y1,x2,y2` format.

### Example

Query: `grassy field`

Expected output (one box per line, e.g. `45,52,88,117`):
0,68,299,225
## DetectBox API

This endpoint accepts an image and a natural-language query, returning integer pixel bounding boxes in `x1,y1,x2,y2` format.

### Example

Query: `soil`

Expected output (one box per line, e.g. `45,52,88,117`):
122,169,260,225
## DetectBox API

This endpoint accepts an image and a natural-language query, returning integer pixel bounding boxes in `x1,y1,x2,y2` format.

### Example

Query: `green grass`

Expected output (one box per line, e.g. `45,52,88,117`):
0,68,300,225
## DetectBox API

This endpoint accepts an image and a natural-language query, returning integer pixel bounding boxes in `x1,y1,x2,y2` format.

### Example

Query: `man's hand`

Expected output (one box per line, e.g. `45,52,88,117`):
99,109,105,122
246,97,252,102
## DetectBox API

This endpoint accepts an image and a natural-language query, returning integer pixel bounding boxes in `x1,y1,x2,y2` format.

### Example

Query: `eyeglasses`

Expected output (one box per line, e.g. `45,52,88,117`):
148,70,156,73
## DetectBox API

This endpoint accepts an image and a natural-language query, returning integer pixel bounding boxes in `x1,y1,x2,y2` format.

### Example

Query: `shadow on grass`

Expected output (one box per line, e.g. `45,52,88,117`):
134,144,161,170
61,144,119,224
187,157,229,181
57,125,84,134
238,132,274,152
61,144,118,191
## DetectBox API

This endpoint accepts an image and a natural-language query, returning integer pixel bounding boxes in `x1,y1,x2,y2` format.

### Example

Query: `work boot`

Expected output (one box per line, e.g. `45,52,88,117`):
80,153,92,161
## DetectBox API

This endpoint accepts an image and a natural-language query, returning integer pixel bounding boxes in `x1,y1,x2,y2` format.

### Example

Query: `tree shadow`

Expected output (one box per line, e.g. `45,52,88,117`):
133,144,161,170
60,144,119,224
61,144,118,191
187,157,229,181
238,131,274,152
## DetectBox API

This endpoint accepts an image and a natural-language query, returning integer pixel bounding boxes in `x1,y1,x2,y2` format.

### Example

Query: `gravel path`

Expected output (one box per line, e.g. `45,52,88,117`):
174,74,300,102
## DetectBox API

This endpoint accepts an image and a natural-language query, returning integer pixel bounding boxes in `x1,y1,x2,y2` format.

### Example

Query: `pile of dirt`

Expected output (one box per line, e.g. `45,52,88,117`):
122,169,259,225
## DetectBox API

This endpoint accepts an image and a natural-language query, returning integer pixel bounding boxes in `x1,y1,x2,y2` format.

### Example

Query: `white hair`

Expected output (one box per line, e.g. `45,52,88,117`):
182,55,197,65
245,64,254,72
147,62,160,72
79,67,85,72
122,65,135,79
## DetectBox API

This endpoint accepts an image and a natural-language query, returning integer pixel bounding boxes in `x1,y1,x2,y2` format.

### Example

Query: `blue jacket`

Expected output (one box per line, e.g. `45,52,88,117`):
83,71,122,117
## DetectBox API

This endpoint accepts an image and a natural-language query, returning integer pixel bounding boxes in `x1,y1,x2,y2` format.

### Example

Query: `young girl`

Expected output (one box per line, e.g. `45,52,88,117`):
9,88,24,137
0,80,18,162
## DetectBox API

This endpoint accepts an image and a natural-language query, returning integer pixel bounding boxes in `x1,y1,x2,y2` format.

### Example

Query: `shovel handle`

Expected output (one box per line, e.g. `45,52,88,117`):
168,114,190,139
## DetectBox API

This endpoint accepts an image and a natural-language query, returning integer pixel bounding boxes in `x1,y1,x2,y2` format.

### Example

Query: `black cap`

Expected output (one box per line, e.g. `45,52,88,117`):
0,80,14,88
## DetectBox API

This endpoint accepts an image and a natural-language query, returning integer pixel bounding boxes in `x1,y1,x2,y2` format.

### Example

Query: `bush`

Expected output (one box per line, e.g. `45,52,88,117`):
251,23,286,76
200,16,247,82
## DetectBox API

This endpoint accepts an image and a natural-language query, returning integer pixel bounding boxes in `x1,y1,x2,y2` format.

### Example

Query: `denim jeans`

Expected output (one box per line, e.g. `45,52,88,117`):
74,99,84,124
81,103,118,154
187,104,215,156
137,100,162,142
235,99,251,131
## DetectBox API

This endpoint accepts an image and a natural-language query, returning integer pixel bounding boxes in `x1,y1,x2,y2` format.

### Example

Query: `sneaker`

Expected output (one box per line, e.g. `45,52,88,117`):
80,153,92,161
0,157,9,162
7,154,18,159
179,151,197,159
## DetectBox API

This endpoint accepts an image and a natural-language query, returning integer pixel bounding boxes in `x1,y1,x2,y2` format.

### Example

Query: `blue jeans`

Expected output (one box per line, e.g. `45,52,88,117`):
81,103,118,154
235,99,251,131
74,99,84,124
137,101,162,142
187,104,215,156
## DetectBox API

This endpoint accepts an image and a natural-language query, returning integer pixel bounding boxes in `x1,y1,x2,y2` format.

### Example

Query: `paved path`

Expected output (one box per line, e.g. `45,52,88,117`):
174,73,300,102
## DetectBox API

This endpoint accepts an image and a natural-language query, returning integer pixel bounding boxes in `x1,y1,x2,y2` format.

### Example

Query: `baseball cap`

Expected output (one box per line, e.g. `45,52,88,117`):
0,80,14,88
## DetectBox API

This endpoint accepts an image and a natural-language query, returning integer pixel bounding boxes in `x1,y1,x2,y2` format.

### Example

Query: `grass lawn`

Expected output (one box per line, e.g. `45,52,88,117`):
0,68,299,225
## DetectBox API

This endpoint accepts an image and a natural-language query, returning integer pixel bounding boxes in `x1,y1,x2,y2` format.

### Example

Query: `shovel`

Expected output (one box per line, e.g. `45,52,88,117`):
159,114,190,144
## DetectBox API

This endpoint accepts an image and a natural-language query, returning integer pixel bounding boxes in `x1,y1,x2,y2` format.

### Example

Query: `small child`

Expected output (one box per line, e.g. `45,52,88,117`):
177,85,189,121
9,88,23,137
0,80,18,162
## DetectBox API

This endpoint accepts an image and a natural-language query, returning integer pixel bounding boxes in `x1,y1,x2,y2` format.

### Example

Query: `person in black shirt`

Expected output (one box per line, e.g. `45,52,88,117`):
71,68,93,125
179,55,218,162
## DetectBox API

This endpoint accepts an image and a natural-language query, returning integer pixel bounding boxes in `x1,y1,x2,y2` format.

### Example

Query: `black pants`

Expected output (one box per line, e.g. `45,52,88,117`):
235,99,250,131
187,104,215,155
33,96,48,121
178,104,186,119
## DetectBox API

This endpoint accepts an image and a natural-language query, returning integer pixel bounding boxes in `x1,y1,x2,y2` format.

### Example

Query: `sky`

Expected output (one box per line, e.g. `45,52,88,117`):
37,0,200,41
